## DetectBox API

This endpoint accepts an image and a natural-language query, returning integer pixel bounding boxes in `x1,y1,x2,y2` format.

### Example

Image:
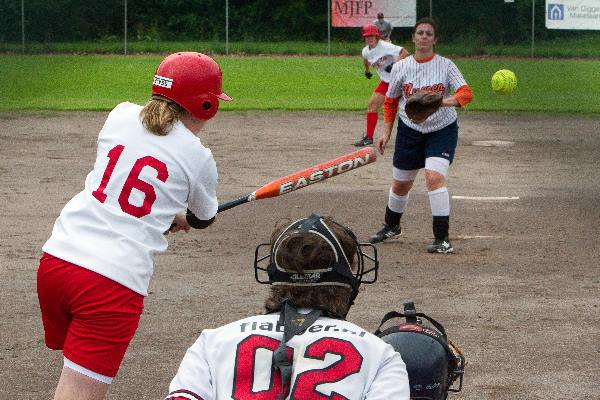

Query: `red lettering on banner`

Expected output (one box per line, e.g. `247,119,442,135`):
334,1,373,17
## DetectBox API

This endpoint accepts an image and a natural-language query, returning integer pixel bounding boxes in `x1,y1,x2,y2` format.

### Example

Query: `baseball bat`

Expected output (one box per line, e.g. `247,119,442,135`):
167,147,376,233
217,147,377,213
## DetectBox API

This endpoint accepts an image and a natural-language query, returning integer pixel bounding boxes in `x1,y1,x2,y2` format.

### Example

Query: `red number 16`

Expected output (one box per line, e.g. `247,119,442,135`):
91,144,169,218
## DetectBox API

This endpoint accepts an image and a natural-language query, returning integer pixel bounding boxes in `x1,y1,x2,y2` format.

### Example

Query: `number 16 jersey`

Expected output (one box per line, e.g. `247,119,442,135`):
42,102,218,296
166,312,410,400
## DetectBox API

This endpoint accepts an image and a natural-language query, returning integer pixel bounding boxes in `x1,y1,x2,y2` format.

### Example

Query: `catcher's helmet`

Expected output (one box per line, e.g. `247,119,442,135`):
253,214,378,302
375,302,465,400
152,52,231,121
362,24,380,38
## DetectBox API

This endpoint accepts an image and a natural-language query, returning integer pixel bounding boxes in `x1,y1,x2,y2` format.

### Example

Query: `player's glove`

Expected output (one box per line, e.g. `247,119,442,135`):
404,92,444,124
365,71,372,79
384,64,393,73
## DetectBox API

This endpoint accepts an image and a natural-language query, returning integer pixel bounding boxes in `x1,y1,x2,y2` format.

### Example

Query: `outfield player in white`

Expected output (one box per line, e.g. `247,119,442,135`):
37,52,231,400
166,214,409,400
369,18,474,253
354,24,409,147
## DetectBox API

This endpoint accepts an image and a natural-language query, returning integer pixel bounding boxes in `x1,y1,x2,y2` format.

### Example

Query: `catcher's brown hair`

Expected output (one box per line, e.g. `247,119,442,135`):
264,217,357,318
139,95,185,136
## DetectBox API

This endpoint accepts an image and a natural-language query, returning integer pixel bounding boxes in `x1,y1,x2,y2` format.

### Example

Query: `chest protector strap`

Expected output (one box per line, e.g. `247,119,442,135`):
272,301,324,400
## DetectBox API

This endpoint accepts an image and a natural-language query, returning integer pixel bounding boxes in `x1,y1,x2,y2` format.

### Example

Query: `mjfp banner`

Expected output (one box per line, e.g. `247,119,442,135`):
332,0,416,28
546,0,600,30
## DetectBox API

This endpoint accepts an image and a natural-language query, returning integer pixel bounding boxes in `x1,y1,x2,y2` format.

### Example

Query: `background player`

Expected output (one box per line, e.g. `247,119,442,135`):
37,52,231,400
165,214,410,400
355,24,409,147
369,17,473,253
373,12,393,41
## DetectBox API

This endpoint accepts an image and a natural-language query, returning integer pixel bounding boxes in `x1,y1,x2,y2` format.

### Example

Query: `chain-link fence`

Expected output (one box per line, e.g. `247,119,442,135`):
1,0,599,56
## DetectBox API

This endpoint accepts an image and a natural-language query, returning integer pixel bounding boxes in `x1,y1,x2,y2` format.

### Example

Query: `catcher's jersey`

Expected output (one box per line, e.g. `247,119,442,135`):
362,41,404,83
167,312,410,400
387,54,467,133
43,102,218,296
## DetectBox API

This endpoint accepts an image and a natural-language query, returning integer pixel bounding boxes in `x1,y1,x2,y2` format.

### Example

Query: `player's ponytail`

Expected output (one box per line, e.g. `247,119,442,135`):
140,95,185,136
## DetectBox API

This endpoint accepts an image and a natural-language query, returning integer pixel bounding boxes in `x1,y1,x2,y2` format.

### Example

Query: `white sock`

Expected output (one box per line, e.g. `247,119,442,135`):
428,187,450,216
388,189,409,214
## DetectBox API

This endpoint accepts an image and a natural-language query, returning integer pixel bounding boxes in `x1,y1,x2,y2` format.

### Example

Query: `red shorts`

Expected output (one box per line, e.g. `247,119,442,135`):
37,253,144,378
374,80,389,96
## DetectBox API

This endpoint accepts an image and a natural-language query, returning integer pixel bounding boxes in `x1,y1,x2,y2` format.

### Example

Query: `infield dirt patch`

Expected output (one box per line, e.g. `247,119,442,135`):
1,111,598,399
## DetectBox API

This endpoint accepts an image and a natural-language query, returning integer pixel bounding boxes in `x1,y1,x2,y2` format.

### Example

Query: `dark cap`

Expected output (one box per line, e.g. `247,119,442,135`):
377,12,384,18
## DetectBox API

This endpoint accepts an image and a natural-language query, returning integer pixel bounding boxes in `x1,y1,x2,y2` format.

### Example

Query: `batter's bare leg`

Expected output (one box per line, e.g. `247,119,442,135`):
54,367,109,400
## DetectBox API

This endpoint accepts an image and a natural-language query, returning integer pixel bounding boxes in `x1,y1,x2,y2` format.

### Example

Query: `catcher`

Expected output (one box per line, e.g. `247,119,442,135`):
165,214,410,399
370,17,473,253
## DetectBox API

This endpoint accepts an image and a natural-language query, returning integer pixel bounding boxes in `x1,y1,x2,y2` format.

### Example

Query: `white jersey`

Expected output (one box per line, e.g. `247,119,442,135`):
43,102,218,296
362,41,404,83
167,312,410,400
387,54,467,133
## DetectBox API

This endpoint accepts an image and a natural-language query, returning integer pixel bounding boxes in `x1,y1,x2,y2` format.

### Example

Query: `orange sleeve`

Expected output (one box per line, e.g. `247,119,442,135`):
383,96,400,124
454,85,473,107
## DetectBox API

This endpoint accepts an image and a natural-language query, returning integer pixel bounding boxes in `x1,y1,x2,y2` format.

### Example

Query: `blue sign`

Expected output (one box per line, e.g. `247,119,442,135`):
547,3,564,20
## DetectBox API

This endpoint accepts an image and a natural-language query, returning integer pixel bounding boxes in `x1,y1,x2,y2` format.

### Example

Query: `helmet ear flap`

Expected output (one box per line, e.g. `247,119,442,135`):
196,94,219,120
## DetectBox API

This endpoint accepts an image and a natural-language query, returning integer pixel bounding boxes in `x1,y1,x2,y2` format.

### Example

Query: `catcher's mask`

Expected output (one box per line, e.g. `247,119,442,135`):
253,214,378,303
374,302,465,400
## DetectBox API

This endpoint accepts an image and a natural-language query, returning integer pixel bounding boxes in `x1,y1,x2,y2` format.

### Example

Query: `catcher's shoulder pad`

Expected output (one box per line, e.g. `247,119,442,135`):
405,91,443,124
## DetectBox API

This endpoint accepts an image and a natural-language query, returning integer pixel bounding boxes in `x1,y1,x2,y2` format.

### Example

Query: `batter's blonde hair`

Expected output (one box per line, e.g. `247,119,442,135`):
139,95,185,136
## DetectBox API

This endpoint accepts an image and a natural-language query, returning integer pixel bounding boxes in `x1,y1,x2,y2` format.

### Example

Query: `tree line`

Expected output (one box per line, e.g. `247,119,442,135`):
0,0,585,44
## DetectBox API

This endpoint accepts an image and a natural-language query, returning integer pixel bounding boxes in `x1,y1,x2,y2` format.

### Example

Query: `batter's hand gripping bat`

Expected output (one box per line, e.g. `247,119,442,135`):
216,147,377,213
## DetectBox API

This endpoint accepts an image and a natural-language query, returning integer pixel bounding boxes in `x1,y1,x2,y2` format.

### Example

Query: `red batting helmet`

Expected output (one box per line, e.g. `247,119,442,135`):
362,24,380,38
152,52,232,121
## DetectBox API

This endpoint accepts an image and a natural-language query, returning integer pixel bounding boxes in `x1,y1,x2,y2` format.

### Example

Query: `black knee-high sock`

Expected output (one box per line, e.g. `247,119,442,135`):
385,206,402,227
432,216,449,239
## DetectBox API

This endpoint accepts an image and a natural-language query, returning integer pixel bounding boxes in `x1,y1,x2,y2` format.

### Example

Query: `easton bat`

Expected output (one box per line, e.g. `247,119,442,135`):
217,147,377,213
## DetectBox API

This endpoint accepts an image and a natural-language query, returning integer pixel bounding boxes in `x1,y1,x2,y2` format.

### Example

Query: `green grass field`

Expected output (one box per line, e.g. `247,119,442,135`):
2,35,600,57
1,55,598,114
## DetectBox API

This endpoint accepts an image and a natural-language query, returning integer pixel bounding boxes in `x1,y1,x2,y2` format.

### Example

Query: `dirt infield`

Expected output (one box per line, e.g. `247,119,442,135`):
1,110,598,399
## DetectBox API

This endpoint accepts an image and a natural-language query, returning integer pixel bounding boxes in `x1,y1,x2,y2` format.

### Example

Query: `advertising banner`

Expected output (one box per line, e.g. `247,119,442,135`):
546,0,600,29
332,0,416,27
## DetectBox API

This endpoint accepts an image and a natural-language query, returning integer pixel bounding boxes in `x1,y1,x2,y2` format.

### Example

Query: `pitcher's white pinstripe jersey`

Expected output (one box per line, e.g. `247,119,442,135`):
387,54,467,133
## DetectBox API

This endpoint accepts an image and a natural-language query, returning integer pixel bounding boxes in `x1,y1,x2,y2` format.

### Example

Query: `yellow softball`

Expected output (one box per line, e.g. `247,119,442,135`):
491,69,517,95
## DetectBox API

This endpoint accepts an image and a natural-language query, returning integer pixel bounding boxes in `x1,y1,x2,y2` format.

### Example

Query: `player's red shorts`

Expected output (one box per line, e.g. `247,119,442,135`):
374,80,389,95
37,252,144,378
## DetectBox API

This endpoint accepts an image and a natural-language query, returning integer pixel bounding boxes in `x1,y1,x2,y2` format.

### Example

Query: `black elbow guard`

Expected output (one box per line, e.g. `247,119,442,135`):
186,209,215,229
